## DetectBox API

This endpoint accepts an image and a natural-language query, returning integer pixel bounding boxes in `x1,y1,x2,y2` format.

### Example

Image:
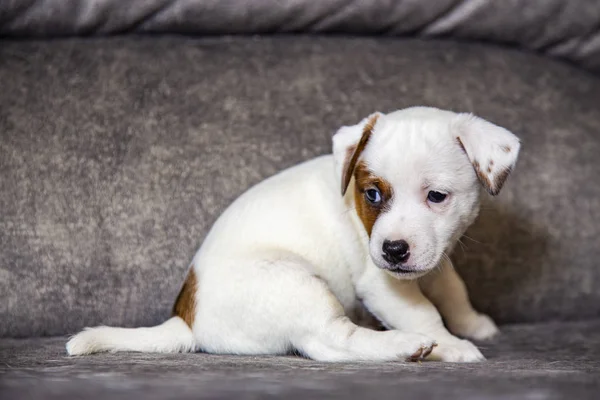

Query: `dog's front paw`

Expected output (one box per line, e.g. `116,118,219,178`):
449,313,499,341
427,338,485,363
382,332,437,362
401,333,438,362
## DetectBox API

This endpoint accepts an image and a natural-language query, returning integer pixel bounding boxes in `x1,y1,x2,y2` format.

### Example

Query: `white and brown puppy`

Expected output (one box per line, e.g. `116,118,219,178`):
67,107,520,362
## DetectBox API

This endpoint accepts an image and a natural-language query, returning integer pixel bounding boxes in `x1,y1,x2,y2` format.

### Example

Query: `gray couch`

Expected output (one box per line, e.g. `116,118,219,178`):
2,1,600,399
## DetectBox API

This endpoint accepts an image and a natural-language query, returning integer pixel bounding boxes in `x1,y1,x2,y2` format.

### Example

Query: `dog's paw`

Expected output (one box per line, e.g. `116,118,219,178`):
402,333,438,362
385,332,437,362
449,313,499,341
427,338,485,363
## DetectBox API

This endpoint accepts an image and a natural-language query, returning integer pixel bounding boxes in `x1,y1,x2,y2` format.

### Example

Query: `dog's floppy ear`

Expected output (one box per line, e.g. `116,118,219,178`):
333,112,382,196
453,113,521,196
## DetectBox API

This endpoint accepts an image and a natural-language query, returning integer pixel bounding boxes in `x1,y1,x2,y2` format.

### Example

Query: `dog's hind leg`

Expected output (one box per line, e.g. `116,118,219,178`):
293,312,437,362
270,261,436,362
195,252,436,362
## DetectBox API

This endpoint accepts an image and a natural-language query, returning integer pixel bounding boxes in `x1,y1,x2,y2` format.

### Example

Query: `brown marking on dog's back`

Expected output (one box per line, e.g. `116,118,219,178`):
173,268,198,328
501,145,511,153
353,161,393,236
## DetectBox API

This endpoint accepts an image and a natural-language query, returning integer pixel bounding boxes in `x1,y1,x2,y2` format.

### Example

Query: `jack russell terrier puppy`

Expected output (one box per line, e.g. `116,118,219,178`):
67,107,520,362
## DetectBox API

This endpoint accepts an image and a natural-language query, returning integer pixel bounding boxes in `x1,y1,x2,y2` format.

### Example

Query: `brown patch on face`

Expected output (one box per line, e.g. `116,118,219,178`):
341,114,380,195
353,161,393,236
501,145,511,153
173,268,197,328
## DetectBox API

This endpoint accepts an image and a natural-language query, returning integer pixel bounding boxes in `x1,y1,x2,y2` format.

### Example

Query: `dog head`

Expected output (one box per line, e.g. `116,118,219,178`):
333,107,520,279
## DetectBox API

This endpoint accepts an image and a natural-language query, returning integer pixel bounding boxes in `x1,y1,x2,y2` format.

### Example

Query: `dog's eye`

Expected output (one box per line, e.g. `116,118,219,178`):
427,191,447,203
365,188,382,205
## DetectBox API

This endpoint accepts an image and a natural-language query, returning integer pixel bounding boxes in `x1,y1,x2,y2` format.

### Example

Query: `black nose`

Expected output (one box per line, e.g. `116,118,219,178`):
382,240,410,264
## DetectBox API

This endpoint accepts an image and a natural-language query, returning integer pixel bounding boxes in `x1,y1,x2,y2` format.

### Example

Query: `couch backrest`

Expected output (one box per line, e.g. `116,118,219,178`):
1,37,599,337
1,0,599,74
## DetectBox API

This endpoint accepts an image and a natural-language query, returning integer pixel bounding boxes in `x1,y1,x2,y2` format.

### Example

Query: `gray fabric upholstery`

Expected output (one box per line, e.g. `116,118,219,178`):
2,320,600,399
1,1,600,74
1,37,600,338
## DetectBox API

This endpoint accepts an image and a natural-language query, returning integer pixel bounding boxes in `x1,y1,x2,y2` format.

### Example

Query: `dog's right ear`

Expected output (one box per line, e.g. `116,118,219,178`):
333,113,382,196
453,113,521,196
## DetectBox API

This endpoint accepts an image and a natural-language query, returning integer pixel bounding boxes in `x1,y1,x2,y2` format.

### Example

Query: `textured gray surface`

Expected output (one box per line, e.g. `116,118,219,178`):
1,1,600,74
1,36,600,338
2,320,600,399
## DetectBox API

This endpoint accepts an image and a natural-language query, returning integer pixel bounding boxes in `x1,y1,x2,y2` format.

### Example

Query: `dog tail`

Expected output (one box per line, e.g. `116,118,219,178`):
66,317,195,355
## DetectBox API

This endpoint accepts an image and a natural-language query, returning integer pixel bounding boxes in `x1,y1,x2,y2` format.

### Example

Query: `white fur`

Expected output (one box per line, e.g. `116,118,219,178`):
67,107,519,362
66,317,194,355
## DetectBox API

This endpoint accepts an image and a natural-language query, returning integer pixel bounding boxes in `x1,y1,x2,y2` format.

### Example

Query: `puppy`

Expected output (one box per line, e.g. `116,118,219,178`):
67,107,520,362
